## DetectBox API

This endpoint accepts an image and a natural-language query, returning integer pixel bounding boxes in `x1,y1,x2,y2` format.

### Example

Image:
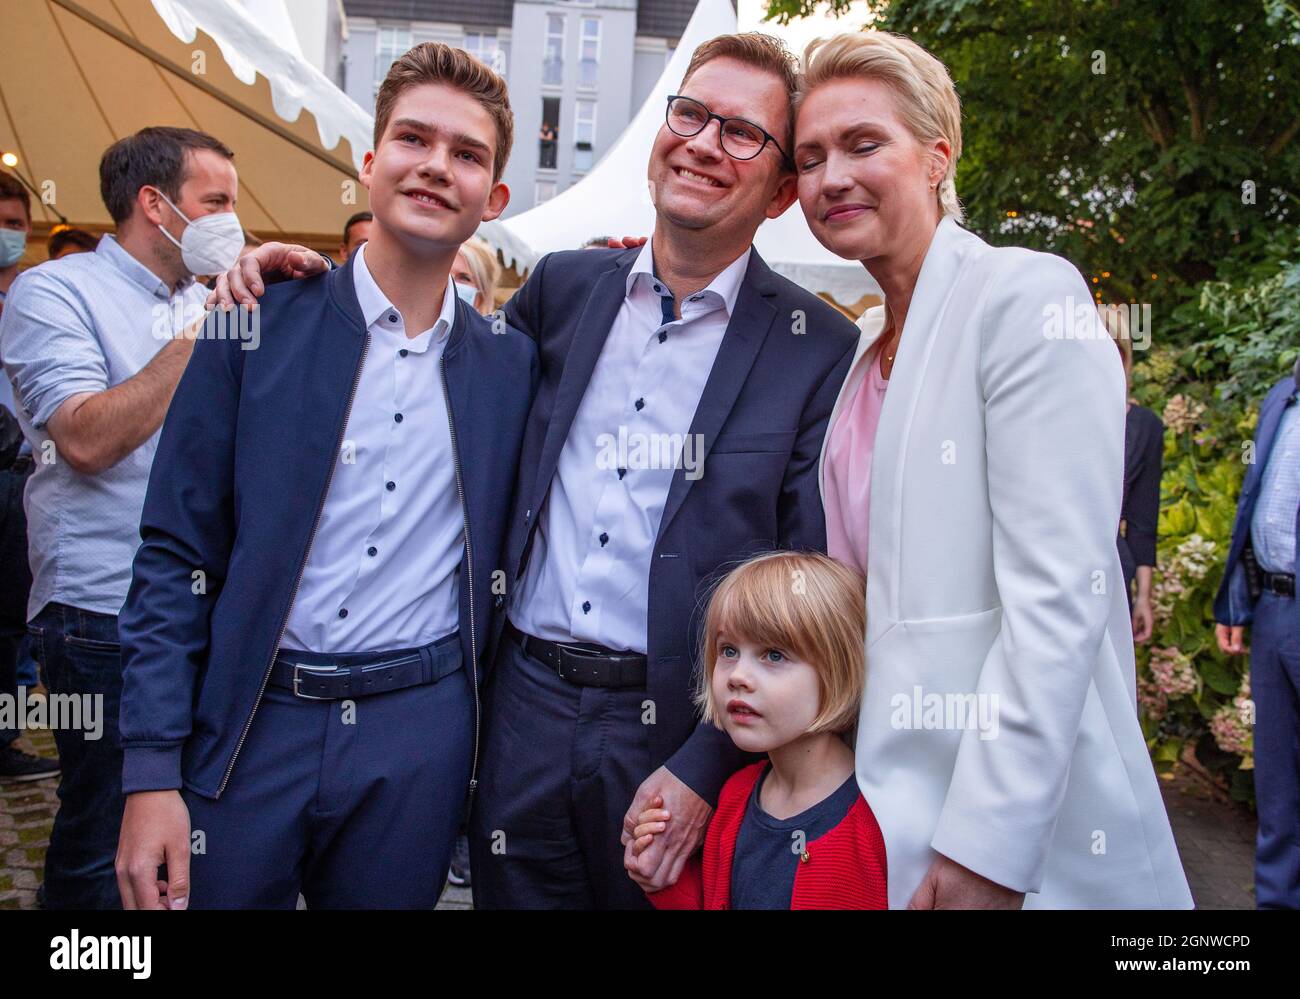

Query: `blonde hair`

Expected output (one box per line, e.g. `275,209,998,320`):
697,551,866,735
798,31,964,222
1098,303,1133,380
456,237,501,313
374,42,514,183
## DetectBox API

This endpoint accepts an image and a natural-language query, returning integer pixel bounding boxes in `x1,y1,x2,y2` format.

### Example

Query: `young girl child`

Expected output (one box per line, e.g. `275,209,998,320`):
629,551,887,909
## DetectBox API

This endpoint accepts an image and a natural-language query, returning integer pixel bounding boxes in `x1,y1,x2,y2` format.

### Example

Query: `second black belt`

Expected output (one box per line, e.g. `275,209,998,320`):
505,621,647,688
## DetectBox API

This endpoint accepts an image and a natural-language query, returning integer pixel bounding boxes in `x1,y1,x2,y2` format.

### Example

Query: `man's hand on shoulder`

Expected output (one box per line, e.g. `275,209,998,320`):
207,242,330,311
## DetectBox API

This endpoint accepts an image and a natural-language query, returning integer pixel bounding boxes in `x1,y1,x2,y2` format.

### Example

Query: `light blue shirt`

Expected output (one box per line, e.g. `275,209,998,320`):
1251,400,1300,573
0,235,208,619
510,241,750,652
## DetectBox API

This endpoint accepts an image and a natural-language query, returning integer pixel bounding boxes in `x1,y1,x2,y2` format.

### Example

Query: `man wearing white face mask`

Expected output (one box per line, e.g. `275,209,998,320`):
0,126,239,909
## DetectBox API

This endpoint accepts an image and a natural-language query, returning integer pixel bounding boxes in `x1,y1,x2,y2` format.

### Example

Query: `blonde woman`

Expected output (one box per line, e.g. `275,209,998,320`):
452,236,501,315
794,32,1191,908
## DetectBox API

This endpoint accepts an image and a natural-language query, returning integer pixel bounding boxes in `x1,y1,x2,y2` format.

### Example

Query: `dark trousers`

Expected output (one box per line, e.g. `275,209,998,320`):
183,635,473,909
0,463,33,750
28,601,124,910
1251,590,1300,908
470,629,654,909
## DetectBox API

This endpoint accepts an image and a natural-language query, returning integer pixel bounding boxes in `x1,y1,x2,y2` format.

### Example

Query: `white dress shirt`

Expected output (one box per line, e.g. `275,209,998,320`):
281,242,463,653
511,241,750,653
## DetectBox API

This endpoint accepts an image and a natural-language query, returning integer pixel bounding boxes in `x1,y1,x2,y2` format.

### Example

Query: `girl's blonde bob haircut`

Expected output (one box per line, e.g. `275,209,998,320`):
797,31,964,222
696,551,866,735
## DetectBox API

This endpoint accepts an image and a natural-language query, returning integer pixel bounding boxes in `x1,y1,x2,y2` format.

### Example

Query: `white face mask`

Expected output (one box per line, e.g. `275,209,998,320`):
454,280,479,306
155,189,244,276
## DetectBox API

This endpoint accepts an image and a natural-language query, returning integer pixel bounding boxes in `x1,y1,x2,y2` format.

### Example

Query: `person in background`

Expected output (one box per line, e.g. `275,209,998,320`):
1213,356,1300,909
339,210,372,263
0,126,240,908
451,237,500,316
47,228,101,261
0,172,32,314
582,236,616,249
0,170,59,783
1101,304,1163,643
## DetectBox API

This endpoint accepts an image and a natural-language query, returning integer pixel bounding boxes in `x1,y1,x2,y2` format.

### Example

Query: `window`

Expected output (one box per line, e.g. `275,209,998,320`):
579,18,600,89
535,180,557,204
574,99,596,171
544,14,564,86
374,26,412,98
539,96,560,169
463,32,503,74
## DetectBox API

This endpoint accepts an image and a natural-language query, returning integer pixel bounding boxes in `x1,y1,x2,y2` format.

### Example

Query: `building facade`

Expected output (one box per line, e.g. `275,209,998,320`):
339,1,705,216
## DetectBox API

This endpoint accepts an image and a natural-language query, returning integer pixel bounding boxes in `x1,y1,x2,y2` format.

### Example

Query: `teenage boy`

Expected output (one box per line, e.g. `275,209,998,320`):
114,42,536,909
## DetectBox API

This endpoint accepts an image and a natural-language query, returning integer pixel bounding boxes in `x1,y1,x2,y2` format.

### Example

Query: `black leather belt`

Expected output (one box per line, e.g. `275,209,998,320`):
1263,571,1295,597
505,621,647,688
269,638,461,701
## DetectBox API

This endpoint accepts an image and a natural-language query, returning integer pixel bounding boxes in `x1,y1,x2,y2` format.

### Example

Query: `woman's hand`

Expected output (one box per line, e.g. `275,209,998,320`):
1131,594,1154,644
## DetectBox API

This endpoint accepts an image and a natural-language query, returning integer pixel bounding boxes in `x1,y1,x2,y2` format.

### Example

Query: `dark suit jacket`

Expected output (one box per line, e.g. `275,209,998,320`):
1214,375,1300,627
496,245,859,804
120,254,537,797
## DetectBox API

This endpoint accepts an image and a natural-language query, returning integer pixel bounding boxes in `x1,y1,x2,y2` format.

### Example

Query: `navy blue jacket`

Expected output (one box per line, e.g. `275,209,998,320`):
498,246,858,804
119,254,537,798
1215,375,1300,627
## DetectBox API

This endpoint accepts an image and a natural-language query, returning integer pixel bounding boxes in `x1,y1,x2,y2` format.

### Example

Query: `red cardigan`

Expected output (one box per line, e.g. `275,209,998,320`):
647,762,889,909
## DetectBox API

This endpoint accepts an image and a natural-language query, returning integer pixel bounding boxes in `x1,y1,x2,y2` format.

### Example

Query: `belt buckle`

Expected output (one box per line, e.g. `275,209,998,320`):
553,642,593,679
291,663,338,701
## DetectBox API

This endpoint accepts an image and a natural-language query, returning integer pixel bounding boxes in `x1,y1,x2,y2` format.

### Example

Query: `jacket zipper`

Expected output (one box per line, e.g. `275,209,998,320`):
216,332,372,796
440,353,481,816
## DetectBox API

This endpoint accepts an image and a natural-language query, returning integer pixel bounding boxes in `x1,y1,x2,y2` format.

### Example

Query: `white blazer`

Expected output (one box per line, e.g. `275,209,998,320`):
820,218,1192,908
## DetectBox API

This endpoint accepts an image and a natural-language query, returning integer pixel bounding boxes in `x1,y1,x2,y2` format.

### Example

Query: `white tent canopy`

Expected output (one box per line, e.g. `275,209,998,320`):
477,0,876,305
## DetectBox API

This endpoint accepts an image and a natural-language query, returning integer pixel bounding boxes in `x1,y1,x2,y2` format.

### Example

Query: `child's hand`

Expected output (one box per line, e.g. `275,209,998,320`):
631,795,671,856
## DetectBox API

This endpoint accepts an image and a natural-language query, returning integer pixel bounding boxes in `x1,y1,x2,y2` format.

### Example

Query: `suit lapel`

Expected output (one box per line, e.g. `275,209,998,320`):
866,218,978,627
529,251,637,517
656,253,778,540
1250,388,1293,497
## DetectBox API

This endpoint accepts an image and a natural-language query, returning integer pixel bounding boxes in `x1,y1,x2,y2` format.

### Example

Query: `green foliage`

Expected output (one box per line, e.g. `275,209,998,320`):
763,0,1299,311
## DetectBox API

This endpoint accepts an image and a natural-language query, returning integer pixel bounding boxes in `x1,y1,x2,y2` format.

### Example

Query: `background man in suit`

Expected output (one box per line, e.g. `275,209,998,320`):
207,32,859,910
1214,359,1300,909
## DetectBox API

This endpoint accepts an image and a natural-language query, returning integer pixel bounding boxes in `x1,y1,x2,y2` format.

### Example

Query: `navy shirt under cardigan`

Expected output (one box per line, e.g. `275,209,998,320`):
118,254,537,797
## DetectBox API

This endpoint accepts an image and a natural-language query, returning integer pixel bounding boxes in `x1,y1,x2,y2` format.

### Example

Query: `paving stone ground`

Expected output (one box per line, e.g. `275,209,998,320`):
1,719,1258,910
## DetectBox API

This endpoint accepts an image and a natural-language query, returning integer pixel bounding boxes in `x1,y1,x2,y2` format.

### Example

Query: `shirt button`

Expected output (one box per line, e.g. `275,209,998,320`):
338,608,349,619
617,467,627,480
658,330,667,344
599,532,609,546
387,313,399,323
634,398,645,411
399,348,409,357
394,412,403,423
386,481,396,491
367,546,378,557
690,295,702,301
653,284,662,293
582,600,592,614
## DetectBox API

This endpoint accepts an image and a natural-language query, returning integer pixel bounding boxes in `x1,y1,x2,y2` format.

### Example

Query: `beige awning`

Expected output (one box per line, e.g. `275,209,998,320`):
0,0,371,248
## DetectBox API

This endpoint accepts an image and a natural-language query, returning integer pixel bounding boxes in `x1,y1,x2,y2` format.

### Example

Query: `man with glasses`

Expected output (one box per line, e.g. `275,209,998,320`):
209,33,859,909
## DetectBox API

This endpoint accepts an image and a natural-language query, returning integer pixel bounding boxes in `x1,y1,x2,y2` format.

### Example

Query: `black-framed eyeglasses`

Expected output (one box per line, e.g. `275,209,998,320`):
664,95,793,168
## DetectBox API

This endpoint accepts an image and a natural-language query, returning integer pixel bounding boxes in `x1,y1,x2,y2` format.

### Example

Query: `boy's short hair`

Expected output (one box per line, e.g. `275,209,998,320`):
679,32,799,159
696,551,866,735
373,42,514,184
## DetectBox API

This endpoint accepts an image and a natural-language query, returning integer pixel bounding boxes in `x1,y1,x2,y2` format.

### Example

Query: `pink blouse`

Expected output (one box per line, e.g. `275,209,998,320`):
824,343,889,576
